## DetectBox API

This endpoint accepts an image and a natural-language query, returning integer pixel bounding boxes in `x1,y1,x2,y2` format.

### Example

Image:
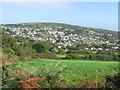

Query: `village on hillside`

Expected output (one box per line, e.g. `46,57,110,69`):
1,24,119,51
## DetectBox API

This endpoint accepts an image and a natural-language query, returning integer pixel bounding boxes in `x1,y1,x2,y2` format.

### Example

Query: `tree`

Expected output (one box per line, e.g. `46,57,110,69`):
32,41,50,53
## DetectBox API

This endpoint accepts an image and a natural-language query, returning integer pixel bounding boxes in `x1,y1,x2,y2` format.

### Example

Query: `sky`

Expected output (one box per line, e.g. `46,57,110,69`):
0,2,118,31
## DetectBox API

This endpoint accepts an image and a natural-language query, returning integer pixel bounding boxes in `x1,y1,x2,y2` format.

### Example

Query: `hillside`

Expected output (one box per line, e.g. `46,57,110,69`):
1,23,119,88
1,22,118,48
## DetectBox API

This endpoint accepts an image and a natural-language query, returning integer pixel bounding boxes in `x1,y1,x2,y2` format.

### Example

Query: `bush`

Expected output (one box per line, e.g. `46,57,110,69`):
105,73,120,88
66,54,81,59
83,54,114,61
113,55,120,61
37,53,57,59
57,49,65,54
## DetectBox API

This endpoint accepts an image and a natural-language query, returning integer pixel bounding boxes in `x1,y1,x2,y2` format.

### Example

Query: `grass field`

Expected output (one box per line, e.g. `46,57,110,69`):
16,59,118,87
56,54,67,58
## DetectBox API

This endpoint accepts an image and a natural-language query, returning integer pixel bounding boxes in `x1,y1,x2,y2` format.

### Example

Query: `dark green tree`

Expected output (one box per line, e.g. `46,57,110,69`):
32,41,50,53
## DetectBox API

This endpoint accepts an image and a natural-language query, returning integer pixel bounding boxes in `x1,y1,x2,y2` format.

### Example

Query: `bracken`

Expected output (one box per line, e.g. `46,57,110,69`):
17,76,46,89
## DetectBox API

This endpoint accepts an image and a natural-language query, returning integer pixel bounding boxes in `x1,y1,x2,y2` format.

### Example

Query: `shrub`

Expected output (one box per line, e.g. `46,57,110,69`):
37,53,57,59
105,73,120,88
66,54,81,59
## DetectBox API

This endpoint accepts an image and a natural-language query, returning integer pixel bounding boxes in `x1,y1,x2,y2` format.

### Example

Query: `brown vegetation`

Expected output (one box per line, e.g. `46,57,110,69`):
16,75,47,88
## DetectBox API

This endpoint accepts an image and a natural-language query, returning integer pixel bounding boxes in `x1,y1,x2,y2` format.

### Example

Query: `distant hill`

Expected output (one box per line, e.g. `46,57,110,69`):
1,22,118,47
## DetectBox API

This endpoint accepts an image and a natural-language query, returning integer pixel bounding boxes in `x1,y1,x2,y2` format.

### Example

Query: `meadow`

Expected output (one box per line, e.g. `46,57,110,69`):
14,59,118,87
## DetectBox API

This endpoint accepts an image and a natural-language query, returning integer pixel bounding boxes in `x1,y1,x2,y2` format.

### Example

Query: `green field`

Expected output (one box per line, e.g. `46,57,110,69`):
114,52,120,55
16,59,118,87
56,54,67,58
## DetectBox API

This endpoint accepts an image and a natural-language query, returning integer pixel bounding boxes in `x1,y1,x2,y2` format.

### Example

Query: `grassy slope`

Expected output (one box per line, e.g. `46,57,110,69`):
16,59,118,86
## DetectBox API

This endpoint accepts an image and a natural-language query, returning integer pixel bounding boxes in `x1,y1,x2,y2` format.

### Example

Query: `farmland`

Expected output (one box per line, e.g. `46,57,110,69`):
13,59,118,87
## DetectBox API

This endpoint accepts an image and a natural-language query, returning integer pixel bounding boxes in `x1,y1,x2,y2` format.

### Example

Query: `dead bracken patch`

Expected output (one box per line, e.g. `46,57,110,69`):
17,76,46,88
